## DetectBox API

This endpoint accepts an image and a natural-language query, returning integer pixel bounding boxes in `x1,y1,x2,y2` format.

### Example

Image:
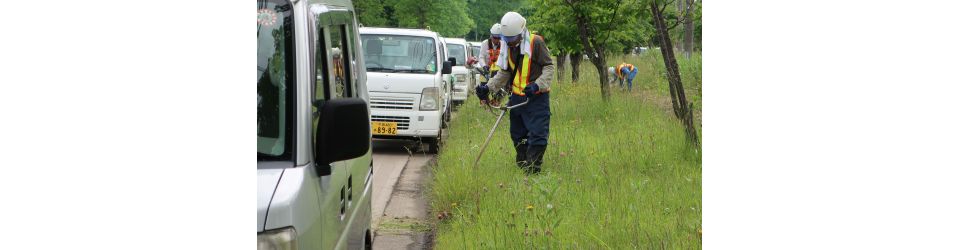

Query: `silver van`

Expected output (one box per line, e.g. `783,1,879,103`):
257,0,373,249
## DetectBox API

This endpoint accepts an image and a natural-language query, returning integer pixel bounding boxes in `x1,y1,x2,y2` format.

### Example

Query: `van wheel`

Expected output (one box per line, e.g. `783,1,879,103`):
364,230,373,250
423,137,440,154
441,110,451,128
429,139,440,154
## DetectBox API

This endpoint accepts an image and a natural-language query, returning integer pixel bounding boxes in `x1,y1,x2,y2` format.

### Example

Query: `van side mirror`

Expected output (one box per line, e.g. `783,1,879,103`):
315,98,370,168
447,57,457,66
441,61,452,74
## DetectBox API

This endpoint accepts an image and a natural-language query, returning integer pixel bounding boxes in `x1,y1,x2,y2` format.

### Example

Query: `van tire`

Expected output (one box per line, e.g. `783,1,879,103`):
423,136,440,154
441,109,451,128
364,230,373,250
429,138,440,154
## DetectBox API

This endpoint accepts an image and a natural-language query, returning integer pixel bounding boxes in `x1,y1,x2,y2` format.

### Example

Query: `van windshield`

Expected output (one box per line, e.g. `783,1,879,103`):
257,0,294,161
470,46,481,58
361,35,437,74
447,44,466,67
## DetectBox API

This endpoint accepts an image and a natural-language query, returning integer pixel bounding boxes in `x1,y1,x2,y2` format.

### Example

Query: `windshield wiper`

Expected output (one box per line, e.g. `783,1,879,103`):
258,152,284,161
367,67,396,73
396,69,432,73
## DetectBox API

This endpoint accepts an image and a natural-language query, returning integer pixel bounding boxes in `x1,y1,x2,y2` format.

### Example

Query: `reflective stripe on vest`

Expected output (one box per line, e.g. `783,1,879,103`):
511,35,538,96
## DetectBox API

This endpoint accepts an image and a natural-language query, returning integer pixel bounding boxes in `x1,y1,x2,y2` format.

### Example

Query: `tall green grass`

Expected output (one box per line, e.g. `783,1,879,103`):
429,54,702,249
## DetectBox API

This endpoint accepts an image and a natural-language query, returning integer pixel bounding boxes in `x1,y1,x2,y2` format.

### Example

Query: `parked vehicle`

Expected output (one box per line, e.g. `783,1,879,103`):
467,41,483,90
437,36,454,125
360,27,454,153
443,38,473,105
257,0,373,249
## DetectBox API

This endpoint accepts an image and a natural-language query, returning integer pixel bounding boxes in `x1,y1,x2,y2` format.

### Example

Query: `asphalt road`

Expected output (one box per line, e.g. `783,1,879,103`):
369,107,459,249
369,137,442,249
369,139,431,228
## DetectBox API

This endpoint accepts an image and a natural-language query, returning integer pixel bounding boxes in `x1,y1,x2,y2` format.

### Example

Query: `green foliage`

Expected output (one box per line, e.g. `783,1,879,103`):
525,0,582,54
355,0,700,52
465,0,523,41
430,59,702,248
354,0,388,26
526,0,655,55
354,0,475,37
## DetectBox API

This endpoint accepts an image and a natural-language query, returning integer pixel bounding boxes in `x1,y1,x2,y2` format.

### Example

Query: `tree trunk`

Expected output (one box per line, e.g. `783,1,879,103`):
589,51,609,101
570,9,610,100
683,0,694,59
570,51,582,82
556,50,568,83
652,1,699,146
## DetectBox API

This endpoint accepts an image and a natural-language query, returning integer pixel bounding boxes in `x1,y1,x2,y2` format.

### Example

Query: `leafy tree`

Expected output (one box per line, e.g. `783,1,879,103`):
560,0,638,100
390,0,474,37
526,0,582,82
464,0,523,41
354,0,388,26
352,0,476,37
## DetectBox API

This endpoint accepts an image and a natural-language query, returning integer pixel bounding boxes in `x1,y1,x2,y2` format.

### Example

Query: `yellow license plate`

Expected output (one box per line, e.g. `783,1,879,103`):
371,121,398,135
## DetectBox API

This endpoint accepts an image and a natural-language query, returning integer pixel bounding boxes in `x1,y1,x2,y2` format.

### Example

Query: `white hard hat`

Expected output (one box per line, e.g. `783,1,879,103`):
489,23,502,35
499,12,526,37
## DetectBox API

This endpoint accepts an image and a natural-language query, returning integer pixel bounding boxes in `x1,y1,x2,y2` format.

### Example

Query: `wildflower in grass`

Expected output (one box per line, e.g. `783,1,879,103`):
526,204,534,211
546,203,554,210
451,202,458,208
498,183,505,189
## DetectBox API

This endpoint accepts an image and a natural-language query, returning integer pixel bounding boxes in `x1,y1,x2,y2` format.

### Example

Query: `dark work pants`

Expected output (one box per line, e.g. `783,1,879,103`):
509,93,550,168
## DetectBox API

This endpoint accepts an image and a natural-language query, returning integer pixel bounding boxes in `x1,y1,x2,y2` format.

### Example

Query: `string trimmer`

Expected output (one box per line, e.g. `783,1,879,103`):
472,94,529,168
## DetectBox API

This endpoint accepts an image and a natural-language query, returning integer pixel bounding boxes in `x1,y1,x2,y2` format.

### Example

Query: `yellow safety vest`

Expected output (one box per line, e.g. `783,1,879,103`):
508,35,541,96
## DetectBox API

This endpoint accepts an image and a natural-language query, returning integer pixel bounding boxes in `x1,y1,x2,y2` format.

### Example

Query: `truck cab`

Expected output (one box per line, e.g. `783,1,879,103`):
360,27,453,153
443,38,473,105
257,0,373,249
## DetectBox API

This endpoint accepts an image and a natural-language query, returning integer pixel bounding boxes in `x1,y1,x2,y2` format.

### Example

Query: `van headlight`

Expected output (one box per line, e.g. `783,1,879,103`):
420,87,439,111
455,74,467,82
258,227,297,250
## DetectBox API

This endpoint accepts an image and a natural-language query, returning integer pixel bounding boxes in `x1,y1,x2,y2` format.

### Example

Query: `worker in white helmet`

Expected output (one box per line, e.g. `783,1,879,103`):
475,12,555,174
476,23,502,101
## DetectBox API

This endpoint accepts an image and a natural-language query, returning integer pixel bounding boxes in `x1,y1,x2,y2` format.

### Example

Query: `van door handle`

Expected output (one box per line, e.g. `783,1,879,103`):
347,175,353,205
339,186,346,220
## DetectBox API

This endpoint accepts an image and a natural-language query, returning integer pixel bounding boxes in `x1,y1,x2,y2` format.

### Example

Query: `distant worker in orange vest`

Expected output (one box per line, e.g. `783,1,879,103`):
475,12,554,174
615,62,638,91
476,23,502,101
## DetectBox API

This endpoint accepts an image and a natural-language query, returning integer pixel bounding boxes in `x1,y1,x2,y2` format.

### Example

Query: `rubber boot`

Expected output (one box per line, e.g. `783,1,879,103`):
514,140,528,169
525,145,547,174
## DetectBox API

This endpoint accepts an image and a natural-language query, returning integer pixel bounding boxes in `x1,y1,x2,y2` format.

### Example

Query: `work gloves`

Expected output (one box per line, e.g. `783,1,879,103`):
476,84,489,101
523,84,540,97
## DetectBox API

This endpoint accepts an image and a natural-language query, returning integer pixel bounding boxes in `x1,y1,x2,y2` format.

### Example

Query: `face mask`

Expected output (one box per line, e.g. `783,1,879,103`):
500,34,520,43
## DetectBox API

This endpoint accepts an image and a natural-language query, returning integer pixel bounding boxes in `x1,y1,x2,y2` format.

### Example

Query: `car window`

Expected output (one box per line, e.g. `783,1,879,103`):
470,46,481,58
446,44,466,66
361,34,437,74
343,19,360,97
329,25,352,98
257,0,294,161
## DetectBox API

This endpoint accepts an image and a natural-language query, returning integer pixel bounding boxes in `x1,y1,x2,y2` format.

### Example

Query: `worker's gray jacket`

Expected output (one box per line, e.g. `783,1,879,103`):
488,36,555,94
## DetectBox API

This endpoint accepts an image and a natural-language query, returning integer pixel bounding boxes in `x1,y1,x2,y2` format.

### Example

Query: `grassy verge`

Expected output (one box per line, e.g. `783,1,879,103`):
429,53,702,249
